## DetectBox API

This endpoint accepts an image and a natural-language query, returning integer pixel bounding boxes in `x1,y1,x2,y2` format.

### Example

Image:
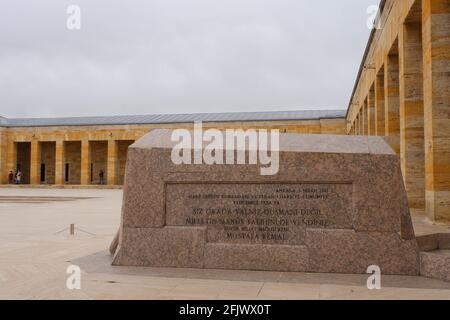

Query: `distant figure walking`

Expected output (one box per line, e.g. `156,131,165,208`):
15,170,22,185
8,171,14,184
99,170,105,185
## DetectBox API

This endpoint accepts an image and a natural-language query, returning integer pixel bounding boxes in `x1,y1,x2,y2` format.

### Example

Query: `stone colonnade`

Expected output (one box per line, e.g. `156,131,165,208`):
5,134,138,187
347,0,450,222
1,118,347,187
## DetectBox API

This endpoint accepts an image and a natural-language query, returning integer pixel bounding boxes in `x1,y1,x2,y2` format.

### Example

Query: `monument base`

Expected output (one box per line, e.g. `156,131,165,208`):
111,131,420,276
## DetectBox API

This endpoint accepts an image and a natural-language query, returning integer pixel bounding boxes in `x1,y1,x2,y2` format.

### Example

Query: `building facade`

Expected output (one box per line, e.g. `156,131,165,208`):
0,110,346,187
346,0,450,222
1,0,448,223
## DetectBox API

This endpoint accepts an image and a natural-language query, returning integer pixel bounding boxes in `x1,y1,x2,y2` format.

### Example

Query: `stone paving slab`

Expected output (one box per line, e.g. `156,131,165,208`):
0,187,449,300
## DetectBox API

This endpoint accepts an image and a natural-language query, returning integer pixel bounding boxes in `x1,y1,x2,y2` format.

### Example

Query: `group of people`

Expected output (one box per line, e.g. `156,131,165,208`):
7,169,105,185
8,170,22,184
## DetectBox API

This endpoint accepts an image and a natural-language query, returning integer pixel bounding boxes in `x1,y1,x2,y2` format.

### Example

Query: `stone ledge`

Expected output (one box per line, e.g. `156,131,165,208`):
416,233,450,251
420,251,450,282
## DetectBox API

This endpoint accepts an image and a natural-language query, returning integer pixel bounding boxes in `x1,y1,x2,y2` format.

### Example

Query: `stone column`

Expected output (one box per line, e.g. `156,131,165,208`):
30,140,41,185
107,140,118,185
366,100,370,136
399,21,425,211
359,108,363,135
356,110,358,135
80,140,91,185
422,0,450,221
375,73,385,136
362,101,368,135
385,54,401,154
368,87,376,136
368,101,370,136
5,140,16,183
0,129,6,184
55,140,65,185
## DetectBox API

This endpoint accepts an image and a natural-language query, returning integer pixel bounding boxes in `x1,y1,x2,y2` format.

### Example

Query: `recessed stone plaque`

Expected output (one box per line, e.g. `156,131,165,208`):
166,183,353,245
111,130,420,275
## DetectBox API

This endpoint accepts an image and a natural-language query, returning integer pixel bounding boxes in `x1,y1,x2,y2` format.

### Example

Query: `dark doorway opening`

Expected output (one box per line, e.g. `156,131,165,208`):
40,141,56,184
63,141,81,184
40,164,46,182
16,142,31,184
65,163,70,183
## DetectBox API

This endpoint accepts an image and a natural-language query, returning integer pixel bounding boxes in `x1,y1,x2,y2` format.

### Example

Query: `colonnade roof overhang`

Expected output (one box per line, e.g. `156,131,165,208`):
0,109,346,128
346,0,386,120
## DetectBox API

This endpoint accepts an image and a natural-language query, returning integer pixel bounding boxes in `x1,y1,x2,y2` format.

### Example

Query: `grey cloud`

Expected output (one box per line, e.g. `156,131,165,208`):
0,0,378,118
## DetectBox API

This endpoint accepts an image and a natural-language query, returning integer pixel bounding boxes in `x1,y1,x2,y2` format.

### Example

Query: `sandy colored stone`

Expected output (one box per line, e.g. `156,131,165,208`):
0,117,346,185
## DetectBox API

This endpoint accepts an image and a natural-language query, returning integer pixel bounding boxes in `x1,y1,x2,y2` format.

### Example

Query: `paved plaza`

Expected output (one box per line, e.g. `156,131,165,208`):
0,187,449,300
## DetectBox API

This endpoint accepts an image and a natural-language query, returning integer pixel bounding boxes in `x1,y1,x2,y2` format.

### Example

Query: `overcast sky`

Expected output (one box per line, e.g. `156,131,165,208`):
0,0,378,118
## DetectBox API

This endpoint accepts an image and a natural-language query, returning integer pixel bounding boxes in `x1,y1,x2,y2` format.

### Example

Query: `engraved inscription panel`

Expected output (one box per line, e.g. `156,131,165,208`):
165,183,353,245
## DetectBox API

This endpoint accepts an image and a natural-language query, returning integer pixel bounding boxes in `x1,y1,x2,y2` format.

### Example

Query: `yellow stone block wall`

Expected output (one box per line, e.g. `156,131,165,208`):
90,141,108,184
16,142,31,184
399,17,425,211
385,52,401,154
346,0,450,221
368,86,376,135
422,0,450,222
64,141,82,185
319,119,347,135
0,118,346,187
117,140,134,185
375,71,386,136
0,127,6,184
40,142,56,184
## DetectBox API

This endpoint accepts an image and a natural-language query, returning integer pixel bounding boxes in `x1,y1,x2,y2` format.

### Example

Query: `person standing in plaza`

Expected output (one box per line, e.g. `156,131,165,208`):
15,170,22,184
99,169,105,185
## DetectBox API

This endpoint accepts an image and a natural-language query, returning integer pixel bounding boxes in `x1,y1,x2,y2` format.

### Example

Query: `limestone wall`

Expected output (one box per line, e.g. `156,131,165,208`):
90,141,108,184
16,142,30,184
64,141,81,185
0,118,346,188
0,127,6,184
347,0,450,222
117,140,134,185
40,142,56,184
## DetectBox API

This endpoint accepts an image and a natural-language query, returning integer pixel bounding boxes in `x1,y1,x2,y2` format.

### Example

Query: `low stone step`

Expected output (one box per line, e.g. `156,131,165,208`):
440,234,450,249
420,250,450,282
416,233,450,251
417,233,450,282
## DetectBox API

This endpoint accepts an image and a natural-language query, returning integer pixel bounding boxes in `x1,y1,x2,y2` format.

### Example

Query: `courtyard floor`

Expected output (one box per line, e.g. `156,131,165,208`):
0,187,449,300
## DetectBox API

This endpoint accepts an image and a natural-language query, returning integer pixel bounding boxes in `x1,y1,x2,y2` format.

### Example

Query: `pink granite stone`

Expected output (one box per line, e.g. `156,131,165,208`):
416,234,440,251
111,130,419,275
113,226,206,268
306,229,419,275
204,243,309,272
439,234,450,250
420,252,450,282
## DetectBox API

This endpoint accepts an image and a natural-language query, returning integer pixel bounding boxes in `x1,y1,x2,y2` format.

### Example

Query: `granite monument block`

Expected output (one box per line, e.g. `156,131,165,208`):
111,130,419,275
